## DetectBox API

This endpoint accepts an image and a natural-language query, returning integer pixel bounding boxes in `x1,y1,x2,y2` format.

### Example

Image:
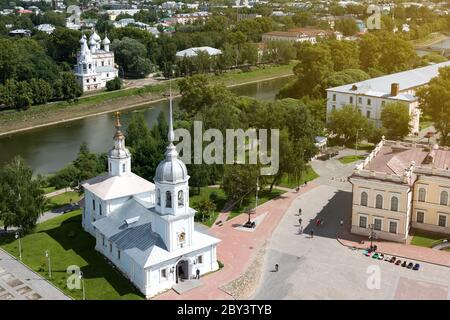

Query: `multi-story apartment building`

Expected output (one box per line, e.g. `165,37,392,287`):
350,138,450,243
262,28,342,44
326,61,450,134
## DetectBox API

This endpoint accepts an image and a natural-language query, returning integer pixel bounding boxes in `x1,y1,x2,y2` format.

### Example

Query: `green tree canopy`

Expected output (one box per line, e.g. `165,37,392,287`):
380,102,412,140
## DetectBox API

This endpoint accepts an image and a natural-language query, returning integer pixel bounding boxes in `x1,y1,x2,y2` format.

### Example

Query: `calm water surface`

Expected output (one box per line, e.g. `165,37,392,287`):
0,76,293,174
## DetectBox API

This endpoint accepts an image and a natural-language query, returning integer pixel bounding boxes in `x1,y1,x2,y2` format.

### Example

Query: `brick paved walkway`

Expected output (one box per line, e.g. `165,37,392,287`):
154,182,318,300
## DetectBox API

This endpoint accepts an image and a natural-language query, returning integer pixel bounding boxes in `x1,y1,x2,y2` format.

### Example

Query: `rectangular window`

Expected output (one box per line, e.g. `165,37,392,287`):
389,221,397,234
367,98,372,106
349,96,353,104
374,218,382,231
359,216,367,228
332,94,336,101
366,110,371,118
102,235,105,246
438,215,447,227
197,255,203,264
416,211,424,223
358,97,362,104
109,242,112,253
92,199,95,211
161,269,167,279
99,203,102,216
122,163,126,173
117,250,121,260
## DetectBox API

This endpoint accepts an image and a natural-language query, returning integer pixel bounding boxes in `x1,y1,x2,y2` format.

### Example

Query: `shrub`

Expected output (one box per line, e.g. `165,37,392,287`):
106,77,123,91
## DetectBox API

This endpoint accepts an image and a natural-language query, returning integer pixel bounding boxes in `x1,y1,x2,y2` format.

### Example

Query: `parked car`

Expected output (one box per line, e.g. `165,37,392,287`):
407,262,414,269
413,263,420,271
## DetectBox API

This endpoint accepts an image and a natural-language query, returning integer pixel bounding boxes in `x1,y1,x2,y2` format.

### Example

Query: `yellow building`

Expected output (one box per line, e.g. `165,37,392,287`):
350,138,450,243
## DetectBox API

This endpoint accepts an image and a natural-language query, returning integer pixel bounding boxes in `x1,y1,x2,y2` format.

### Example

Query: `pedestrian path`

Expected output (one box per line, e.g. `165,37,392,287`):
153,182,318,300
0,249,70,300
44,187,73,198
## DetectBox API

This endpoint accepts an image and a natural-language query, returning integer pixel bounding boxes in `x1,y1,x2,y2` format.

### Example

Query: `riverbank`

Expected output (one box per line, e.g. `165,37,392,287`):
0,64,295,137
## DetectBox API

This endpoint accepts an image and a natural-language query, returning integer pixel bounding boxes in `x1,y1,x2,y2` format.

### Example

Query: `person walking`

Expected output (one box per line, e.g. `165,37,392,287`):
298,218,302,226
196,268,200,279
310,230,314,238
299,208,302,215
299,226,303,235
275,264,279,272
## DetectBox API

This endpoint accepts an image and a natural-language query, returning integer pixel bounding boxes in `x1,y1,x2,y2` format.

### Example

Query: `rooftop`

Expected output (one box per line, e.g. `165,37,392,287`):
327,61,450,97
353,139,450,184
82,172,155,200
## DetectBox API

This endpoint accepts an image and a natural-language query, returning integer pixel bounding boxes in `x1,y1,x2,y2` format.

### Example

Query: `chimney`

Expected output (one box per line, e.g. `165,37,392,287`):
391,83,399,96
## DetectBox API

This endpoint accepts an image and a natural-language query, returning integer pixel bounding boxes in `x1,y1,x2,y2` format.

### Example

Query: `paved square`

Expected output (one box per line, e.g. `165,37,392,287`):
253,183,450,300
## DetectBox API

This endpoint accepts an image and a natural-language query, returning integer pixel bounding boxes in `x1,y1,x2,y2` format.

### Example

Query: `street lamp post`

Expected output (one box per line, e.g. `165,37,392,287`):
368,224,377,249
355,128,361,156
45,250,52,278
79,271,86,300
15,231,22,261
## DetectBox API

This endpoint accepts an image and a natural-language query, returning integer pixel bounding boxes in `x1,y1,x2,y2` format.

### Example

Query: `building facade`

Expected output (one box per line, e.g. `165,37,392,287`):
81,101,220,298
74,31,118,92
350,138,450,243
326,61,450,134
262,28,342,44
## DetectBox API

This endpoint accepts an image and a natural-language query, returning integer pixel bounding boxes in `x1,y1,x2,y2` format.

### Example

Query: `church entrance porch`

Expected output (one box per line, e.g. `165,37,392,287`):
176,259,189,283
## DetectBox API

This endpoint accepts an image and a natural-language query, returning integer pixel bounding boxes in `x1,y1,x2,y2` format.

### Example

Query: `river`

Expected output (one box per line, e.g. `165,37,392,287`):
0,76,293,175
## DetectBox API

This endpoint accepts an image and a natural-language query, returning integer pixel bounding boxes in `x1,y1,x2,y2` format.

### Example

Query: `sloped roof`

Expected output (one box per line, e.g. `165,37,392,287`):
327,61,450,97
82,172,154,201
175,46,222,58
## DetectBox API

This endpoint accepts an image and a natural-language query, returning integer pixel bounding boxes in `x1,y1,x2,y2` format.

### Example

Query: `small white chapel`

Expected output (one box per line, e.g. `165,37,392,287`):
81,96,220,298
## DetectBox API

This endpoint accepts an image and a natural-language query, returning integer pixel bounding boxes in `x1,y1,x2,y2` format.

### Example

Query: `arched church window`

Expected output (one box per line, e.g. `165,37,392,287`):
156,189,160,206
166,191,172,208
178,190,184,207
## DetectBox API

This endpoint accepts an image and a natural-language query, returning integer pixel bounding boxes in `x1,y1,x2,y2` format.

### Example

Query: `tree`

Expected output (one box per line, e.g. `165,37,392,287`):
327,105,374,145
222,164,259,208
194,199,216,223
111,37,153,78
0,39,20,83
417,66,450,145
380,102,412,140
322,69,370,88
335,18,359,36
106,77,123,91
29,78,52,105
60,72,82,100
73,143,105,182
0,157,46,233
45,27,81,64
48,164,79,189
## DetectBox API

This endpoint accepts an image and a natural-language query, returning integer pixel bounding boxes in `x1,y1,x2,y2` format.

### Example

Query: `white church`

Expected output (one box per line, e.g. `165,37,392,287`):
74,30,119,92
81,99,220,298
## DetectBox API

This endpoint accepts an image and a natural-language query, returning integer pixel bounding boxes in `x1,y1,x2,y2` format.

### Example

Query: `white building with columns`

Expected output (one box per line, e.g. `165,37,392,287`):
81,101,220,298
74,31,118,92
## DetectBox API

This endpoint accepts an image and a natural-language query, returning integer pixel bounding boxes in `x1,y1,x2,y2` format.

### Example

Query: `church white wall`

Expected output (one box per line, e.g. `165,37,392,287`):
143,243,219,298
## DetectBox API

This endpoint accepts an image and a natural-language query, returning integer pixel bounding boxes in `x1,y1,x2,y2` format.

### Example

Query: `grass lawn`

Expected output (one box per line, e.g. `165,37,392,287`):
45,191,82,212
0,210,144,300
227,188,285,221
190,187,227,227
42,186,57,194
277,166,318,189
348,142,374,151
338,155,366,164
410,230,449,248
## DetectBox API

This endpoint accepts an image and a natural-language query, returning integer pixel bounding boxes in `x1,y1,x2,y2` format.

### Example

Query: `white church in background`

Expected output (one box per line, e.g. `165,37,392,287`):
81,98,220,298
74,30,118,92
